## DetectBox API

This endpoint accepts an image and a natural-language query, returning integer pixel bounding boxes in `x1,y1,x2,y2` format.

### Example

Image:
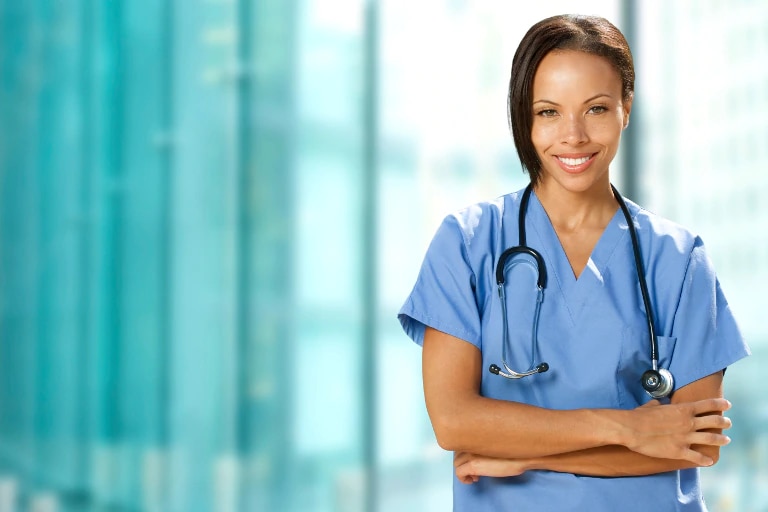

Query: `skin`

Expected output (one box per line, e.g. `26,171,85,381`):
421,50,733,483
532,49,632,278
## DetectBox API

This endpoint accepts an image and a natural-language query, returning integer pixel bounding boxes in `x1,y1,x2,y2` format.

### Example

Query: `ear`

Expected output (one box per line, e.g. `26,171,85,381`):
622,93,634,129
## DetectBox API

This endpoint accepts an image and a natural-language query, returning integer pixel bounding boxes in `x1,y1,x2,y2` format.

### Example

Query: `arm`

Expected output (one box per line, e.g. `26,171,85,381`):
453,370,730,481
423,327,730,462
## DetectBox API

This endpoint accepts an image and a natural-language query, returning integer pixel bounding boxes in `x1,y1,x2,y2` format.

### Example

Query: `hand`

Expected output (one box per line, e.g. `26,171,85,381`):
621,398,732,466
453,452,528,484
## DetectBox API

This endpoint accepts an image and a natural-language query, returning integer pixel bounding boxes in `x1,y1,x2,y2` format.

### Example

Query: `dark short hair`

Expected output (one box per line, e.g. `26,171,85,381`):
508,15,635,184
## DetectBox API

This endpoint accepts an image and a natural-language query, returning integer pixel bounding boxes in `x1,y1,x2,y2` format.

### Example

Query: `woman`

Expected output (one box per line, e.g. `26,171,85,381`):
398,14,750,511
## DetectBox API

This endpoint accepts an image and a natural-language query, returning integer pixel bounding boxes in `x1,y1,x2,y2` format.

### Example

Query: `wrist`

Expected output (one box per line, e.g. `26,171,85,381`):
605,408,634,447
586,407,634,448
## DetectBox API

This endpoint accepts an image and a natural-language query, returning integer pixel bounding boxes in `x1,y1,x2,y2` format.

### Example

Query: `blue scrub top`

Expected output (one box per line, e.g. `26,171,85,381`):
398,187,750,512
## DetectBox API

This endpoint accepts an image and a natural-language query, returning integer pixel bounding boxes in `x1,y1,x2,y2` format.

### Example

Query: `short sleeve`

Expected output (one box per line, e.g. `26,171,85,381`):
398,215,482,348
668,237,751,389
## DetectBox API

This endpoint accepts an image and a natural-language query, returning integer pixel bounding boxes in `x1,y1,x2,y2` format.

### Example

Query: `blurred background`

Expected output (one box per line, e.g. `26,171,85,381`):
0,0,766,511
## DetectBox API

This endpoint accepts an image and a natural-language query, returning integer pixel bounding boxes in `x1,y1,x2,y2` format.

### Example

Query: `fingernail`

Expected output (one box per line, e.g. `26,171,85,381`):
725,436,732,444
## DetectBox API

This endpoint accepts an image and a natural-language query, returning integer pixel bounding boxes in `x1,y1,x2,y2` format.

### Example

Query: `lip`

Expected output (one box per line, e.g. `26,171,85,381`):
553,153,597,174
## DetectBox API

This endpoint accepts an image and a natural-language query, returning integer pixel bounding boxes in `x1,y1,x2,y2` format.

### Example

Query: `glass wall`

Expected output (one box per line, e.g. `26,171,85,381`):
0,1,764,511
0,1,371,510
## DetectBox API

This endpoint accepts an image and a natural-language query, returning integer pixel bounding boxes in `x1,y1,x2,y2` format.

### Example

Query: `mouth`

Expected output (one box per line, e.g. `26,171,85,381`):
554,153,597,173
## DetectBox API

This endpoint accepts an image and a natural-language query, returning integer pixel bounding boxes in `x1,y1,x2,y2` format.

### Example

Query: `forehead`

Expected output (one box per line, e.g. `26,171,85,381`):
533,50,622,98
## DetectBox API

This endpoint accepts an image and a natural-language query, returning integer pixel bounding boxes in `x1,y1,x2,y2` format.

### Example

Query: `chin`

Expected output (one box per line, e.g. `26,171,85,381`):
540,172,609,195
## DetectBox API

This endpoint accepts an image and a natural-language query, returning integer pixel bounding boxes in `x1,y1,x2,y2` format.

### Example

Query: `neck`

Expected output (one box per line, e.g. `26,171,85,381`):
533,180,618,233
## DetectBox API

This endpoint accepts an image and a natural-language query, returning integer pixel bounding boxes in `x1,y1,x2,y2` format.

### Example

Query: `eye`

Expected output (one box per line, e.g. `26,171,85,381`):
536,108,558,118
588,105,608,114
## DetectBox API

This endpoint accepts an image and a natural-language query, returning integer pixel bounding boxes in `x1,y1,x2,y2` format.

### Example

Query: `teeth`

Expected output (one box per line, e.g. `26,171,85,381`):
558,156,590,166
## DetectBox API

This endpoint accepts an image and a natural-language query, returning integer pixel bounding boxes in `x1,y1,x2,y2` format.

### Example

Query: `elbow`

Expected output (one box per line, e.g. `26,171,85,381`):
430,412,468,452
425,391,480,452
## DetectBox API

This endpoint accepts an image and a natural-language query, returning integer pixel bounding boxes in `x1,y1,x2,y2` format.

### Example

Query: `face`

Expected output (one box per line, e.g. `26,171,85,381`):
530,50,632,194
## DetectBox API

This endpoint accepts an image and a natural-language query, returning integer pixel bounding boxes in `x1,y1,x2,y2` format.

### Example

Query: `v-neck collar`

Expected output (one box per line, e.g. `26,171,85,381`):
524,190,629,323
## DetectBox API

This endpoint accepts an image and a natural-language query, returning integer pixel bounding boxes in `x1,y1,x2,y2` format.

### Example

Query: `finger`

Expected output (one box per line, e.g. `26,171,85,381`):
455,465,475,484
638,399,661,408
693,414,733,431
690,398,731,415
680,448,714,468
687,431,732,447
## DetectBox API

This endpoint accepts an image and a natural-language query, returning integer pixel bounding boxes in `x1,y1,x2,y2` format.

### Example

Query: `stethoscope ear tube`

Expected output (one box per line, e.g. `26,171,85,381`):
496,246,547,288
612,185,674,399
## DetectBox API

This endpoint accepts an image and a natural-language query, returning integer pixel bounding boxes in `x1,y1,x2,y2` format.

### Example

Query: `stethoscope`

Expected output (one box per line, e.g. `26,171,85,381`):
489,184,675,399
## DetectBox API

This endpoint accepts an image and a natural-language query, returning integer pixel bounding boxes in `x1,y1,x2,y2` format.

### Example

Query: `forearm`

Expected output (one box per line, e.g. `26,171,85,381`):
526,445,698,477
454,446,701,484
434,394,630,459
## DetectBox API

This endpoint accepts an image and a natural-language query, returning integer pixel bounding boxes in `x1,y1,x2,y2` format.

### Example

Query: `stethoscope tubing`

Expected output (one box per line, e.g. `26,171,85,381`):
612,184,660,371
494,184,663,381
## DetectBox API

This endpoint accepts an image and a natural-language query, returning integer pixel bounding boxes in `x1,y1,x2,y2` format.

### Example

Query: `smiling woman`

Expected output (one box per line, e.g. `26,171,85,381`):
398,14,750,512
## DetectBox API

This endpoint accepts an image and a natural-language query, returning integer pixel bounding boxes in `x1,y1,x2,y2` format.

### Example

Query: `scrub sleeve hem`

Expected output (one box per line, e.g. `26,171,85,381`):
672,347,751,391
398,304,482,350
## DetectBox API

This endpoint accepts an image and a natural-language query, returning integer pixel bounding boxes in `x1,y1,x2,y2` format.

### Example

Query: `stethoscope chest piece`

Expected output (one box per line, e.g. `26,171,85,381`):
641,368,674,399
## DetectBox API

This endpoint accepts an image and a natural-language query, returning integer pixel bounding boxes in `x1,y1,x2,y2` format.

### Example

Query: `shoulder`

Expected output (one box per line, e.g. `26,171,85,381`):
624,198,702,262
440,189,524,250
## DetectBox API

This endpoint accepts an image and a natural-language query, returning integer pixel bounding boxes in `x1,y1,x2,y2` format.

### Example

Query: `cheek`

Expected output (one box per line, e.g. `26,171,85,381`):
600,124,624,147
530,123,555,153
588,118,624,145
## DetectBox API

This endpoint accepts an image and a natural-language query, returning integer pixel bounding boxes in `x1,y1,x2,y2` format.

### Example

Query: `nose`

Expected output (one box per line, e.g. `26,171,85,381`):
561,115,588,145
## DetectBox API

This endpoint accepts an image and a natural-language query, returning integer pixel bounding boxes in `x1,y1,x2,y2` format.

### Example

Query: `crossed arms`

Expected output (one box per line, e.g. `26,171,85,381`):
422,327,732,483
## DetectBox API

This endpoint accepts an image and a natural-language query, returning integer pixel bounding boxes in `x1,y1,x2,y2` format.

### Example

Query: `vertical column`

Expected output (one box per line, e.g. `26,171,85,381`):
114,0,175,508
31,0,93,497
0,0,41,494
620,0,639,201
88,0,124,505
244,1,297,509
362,1,379,510
166,0,241,510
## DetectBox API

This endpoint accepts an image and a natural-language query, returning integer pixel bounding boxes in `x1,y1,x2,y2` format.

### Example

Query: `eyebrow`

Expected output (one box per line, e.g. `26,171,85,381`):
533,93,615,106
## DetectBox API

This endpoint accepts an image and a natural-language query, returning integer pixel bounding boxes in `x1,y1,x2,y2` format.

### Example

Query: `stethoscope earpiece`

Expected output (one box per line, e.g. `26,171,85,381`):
489,362,549,379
